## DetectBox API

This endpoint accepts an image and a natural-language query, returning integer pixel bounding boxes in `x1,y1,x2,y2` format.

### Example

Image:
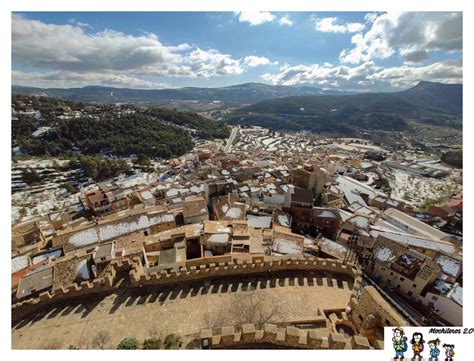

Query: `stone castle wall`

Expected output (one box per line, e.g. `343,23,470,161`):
12,255,362,324
199,323,383,350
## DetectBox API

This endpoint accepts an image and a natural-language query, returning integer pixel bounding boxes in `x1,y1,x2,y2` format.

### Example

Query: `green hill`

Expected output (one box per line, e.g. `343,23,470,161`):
225,81,462,134
12,95,229,158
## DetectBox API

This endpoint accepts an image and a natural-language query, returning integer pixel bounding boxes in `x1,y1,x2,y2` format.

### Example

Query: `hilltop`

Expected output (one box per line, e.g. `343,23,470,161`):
12,83,352,110
224,81,462,134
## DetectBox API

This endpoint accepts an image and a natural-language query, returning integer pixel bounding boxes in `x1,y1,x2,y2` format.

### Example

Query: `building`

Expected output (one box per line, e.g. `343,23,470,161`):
371,239,441,300
289,187,314,228
83,181,130,216
182,196,209,224
382,208,452,242
93,241,115,265
312,208,342,238
16,267,54,300
419,282,462,325
12,218,54,255
53,207,176,253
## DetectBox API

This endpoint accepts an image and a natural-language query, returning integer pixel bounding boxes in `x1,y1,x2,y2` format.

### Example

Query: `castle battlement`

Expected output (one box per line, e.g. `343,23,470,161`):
199,323,382,349
12,254,362,324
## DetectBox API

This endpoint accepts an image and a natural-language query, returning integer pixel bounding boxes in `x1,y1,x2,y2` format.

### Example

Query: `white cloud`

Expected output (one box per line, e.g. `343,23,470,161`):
366,59,462,88
314,17,365,34
339,12,462,64
186,48,244,76
237,11,275,26
244,56,271,67
279,15,293,27
12,15,245,86
68,18,93,30
260,59,461,90
12,70,174,89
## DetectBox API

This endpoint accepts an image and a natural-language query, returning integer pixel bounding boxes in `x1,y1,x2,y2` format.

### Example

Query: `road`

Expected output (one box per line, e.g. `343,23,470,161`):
223,127,238,153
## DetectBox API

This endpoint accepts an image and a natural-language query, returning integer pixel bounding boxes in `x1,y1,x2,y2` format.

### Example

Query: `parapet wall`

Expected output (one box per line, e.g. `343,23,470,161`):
12,254,362,323
131,255,363,296
199,323,382,350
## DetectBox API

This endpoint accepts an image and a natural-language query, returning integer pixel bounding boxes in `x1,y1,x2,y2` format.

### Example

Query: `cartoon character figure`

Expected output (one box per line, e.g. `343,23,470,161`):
427,338,441,361
392,327,408,360
410,332,425,360
442,344,455,361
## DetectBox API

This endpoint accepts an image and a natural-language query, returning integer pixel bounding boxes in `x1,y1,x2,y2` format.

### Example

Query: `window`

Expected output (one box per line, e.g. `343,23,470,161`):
400,277,405,281
381,267,386,271
396,285,401,289
390,272,394,276
359,315,364,322
412,284,417,288
101,256,106,261
407,291,413,297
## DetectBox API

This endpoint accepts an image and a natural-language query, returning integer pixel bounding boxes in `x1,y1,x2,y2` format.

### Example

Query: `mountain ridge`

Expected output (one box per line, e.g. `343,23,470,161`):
224,81,462,134
11,82,355,110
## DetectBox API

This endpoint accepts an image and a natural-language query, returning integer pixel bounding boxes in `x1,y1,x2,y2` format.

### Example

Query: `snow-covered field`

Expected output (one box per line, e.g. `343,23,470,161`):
232,127,317,155
386,168,461,207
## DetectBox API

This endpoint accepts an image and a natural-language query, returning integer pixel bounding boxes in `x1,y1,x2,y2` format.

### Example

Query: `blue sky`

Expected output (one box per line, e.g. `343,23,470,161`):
12,12,462,91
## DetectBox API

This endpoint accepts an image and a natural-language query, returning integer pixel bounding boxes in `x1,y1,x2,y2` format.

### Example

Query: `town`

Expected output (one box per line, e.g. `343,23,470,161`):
11,100,463,349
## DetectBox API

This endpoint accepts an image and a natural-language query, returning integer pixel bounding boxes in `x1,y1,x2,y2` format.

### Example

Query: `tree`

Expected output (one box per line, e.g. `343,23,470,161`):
133,153,152,167
163,334,182,350
62,181,78,194
21,168,42,185
441,150,462,168
143,338,162,350
117,337,138,350
227,287,285,327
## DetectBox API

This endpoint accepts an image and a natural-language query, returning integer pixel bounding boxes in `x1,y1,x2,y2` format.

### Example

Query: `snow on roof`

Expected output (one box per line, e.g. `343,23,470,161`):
207,233,230,244
319,210,337,218
32,250,62,265
277,214,290,227
140,190,154,200
450,285,462,305
69,213,174,247
221,204,229,214
190,185,203,194
69,227,99,247
166,189,179,198
374,247,394,262
225,207,243,219
247,215,272,228
337,176,378,205
435,255,462,277
372,219,406,233
272,239,302,254
12,254,29,274
318,238,348,259
433,279,452,294
372,230,455,254
383,208,449,241
339,209,354,222
350,216,370,229
76,259,90,281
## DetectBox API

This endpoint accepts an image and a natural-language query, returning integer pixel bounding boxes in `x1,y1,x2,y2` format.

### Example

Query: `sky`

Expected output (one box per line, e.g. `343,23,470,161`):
11,11,462,91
